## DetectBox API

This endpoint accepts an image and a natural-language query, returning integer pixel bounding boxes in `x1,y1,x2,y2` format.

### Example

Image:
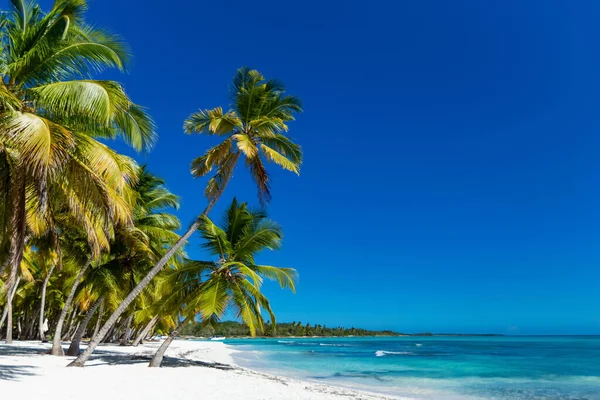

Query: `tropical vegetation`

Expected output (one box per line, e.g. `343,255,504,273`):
0,0,304,369
181,321,403,338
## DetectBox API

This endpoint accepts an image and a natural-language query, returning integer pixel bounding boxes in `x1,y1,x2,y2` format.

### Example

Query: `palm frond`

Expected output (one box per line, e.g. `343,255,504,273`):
244,155,270,206
190,138,233,178
232,133,258,158
198,215,231,259
184,107,241,135
260,144,299,174
251,265,297,292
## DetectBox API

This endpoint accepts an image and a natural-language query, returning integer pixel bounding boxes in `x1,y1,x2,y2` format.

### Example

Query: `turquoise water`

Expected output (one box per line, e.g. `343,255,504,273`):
225,336,600,399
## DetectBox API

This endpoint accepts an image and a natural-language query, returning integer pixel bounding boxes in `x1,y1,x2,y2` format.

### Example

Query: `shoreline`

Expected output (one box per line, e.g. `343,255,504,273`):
0,340,409,400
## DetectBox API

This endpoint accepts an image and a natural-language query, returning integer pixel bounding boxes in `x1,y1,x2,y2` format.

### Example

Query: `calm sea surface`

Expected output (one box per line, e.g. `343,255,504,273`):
223,336,600,399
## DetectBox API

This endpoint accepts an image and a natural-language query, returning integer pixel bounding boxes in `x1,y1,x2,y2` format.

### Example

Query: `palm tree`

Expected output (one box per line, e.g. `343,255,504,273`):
61,167,181,354
70,67,303,366
0,0,155,344
148,198,297,367
18,244,57,342
0,246,34,336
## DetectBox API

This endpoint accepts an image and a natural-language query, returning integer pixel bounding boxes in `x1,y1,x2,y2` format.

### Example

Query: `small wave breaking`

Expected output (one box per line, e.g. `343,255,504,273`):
375,350,414,357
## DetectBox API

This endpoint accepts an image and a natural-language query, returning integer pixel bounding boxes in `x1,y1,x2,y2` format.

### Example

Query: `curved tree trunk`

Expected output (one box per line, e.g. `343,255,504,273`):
51,259,91,356
132,315,158,347
39,265,56,342
103,323,117,344
4,169,27,345
63,306,77,340
68,321,80,341
0,276,21,338
68,191,229,367
66,299,101,356
148,317,190,368
91,298,104,339
119,313,134,346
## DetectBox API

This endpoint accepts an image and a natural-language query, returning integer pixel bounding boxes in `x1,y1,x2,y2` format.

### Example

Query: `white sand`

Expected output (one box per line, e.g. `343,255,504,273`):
0,340,409,400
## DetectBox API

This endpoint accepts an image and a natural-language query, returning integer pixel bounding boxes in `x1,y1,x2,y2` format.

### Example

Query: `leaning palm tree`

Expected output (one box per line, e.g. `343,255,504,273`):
0,0,155,344
63,167,181,354
148,198,297,367
70,67,303,366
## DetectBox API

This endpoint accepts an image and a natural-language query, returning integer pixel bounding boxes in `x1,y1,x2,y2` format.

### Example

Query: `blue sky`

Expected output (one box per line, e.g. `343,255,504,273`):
44,0,600,334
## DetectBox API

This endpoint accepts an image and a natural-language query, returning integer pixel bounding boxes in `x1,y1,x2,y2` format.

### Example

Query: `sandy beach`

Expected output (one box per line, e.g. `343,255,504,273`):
0,340,406,400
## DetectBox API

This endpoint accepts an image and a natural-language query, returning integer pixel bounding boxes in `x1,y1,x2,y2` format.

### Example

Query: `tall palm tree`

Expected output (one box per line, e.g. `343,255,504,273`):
70,67,303,366
18,244,57,341
0,0,155,344
0,245,34,336
148,198,297,367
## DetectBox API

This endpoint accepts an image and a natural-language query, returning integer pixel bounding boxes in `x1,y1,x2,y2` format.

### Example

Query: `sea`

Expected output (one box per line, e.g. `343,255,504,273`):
224,336,600,399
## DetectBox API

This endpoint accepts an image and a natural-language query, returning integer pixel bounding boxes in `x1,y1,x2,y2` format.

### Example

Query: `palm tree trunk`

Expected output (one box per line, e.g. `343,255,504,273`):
119,313,134,346
103,323,116,343
92,298,104,339
63,306,78,340
66,298,101,356
25,311,36,340
4,168,27,344
148,317,190,368
68,178,234,367
0,276,21,338
132,315,158,347
67,297,104,356
51,259,91,356
68,321,81,341
39,264,56,342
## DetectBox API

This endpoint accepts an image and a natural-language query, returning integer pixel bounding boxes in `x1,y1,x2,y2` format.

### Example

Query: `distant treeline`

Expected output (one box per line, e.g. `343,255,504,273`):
179,321,502,338
180,321,399,337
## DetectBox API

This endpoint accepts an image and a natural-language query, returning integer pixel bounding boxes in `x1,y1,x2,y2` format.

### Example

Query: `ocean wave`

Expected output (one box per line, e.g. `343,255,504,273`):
375,350,414,357
319,343,351,347
277,340,322,346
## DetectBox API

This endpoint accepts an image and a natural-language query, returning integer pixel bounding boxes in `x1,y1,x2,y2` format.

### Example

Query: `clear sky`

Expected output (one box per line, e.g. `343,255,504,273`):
43,0,600,334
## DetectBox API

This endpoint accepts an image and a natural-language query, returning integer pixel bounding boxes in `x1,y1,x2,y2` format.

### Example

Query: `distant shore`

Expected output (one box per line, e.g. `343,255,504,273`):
1,340,407,400
182,333,504,340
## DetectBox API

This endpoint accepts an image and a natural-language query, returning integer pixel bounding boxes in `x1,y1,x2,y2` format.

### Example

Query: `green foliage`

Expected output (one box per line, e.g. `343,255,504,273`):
185,67,303,205
0,0,156,260
180,320,402,338
170,198,297,337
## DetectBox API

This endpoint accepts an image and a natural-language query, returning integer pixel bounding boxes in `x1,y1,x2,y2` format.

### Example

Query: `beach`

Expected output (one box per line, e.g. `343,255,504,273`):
0,340,404,400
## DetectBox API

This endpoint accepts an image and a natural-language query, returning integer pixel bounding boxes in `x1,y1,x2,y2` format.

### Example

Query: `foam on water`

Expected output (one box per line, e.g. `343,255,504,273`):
375,350,415,356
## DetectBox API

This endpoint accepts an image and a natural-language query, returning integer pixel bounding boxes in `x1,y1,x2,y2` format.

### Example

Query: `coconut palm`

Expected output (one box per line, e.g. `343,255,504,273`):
0,246,34,336
0,0,155,343
148,198,297,367
61,167,181,354
185,67,303,206
18,244,58,341
70,67,303,367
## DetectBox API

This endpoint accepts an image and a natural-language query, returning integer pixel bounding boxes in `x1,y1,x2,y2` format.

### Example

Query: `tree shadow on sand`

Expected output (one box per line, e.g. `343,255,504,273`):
0,344,50,357
0,364,39,381
88,352,235,370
